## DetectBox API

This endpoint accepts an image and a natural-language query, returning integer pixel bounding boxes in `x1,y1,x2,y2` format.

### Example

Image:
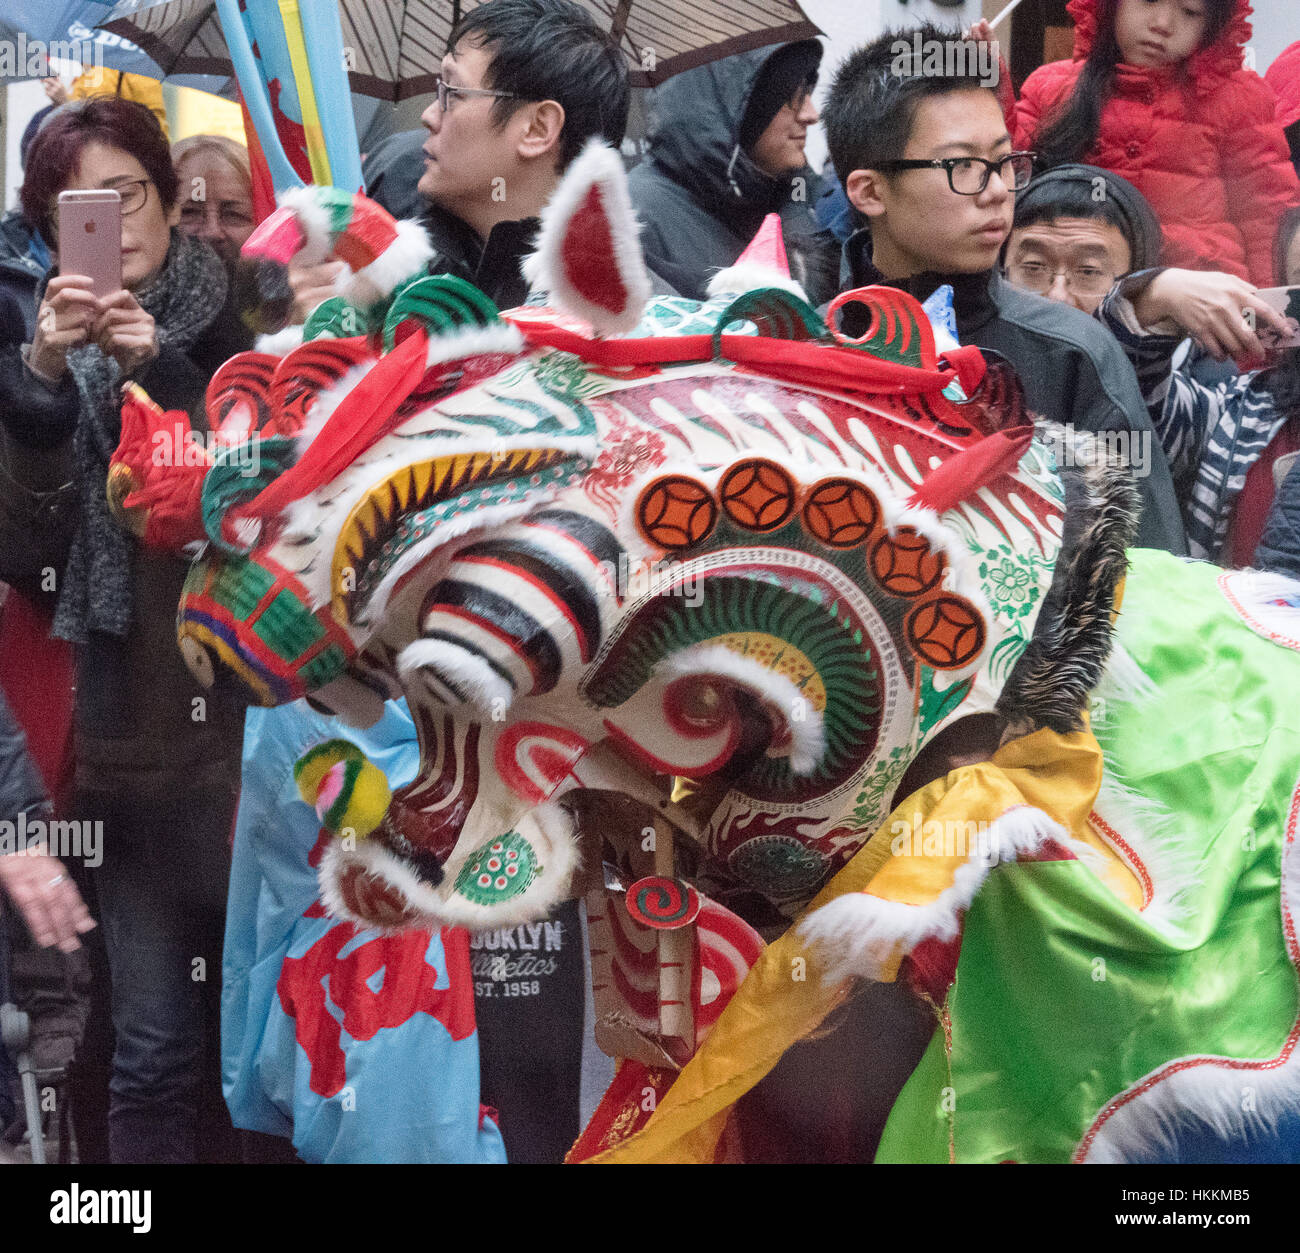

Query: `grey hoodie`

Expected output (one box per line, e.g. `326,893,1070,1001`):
626,41,833,302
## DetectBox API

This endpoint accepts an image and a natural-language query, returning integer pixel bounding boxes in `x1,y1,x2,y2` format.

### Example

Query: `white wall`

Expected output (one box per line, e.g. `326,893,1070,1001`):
802,0,980,171
1247,0,1299,74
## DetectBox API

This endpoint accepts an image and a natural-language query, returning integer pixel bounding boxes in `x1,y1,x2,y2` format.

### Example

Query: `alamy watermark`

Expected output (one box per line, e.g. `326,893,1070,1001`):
890,33,1000,88
598,553,702,609
1038,424,1152,480
0,32,104,80
891,816,1006,865
0,810,102,868
151,424,262,478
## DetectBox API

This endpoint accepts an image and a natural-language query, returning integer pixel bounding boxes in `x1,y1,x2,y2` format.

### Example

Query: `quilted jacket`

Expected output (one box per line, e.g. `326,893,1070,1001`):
1013,0,1300,285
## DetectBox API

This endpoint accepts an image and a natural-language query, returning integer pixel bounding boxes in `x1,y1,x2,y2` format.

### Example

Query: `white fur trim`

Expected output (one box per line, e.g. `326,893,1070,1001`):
255,325,305,357
1089,771,1197,931
292,359,380,451
341,218,435,307
706,263,809,302
1218,568,1300,654
397,637,514,715
318,798,581,932
798,804,1070,985
658,644,825,775
1075,780,1300,1162
278,186,335,265
423,322,525,366
1091,639,1158,718
522,139,651,335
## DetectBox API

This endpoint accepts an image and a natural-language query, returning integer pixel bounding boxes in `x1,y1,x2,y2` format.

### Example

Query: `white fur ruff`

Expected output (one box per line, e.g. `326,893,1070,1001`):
706,263,809,303
255,325,306,357
318,799,581,933
342,218,435,308
658,644,826,775
398,637,515,715
798,804,1071,985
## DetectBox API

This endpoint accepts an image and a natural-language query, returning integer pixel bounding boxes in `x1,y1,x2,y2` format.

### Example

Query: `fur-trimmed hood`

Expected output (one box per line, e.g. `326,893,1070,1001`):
1066,0,1253,88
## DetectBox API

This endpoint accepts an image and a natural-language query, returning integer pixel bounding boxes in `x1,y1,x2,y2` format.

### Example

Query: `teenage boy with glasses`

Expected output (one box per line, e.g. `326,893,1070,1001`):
824,23,1186,554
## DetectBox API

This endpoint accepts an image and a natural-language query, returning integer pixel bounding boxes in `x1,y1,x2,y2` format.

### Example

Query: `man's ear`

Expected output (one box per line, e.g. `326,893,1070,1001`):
846,168,888,219
517,99,566,163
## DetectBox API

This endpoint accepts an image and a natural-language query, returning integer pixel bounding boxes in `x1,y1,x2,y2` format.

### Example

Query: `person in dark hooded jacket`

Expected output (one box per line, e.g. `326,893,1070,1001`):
627,39,836,304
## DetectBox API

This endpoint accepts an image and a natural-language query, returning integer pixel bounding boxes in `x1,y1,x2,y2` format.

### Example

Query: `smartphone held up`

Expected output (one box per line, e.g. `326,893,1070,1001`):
57,189,123,299
1254,286,1300,355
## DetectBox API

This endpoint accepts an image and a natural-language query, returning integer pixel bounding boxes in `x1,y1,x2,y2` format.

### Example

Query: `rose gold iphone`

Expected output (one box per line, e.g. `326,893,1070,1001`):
57,189,123,297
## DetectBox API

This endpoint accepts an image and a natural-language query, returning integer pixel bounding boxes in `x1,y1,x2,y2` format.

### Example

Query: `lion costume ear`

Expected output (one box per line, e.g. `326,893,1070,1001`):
523,139,651,335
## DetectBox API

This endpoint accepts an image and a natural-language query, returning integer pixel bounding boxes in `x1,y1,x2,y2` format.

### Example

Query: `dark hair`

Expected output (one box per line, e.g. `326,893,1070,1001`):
1035,0,1236,170
449,0,630,170
20,96,178,242
1276,206,1300,285
824,24,1000,189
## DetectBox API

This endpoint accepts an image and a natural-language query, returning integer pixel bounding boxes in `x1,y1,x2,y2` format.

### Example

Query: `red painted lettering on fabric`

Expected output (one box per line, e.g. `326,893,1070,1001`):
277,923,476,1096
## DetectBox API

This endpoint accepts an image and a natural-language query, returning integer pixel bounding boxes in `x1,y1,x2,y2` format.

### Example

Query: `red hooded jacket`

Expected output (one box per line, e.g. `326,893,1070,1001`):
1013,0,1300,285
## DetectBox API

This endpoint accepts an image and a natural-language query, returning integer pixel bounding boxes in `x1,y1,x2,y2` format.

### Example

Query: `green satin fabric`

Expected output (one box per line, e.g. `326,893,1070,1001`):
877,549,1300,1163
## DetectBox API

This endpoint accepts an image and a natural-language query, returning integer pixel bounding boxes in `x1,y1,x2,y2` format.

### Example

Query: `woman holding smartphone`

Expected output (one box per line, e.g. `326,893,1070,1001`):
0,96,252,1163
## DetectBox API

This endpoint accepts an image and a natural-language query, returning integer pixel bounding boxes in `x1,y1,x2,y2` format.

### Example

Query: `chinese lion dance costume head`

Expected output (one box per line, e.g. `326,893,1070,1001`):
112,144,1300,1164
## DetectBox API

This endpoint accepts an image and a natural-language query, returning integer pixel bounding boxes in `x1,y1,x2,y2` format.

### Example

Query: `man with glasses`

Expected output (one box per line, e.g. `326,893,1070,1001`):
823,24,1185,553
1003,165,1163,316
290,0,629,320
625,39,836,304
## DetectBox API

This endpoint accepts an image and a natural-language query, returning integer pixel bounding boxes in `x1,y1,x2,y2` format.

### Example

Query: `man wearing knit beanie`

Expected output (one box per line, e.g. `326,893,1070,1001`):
627,39,836,303
1003,164,1162,314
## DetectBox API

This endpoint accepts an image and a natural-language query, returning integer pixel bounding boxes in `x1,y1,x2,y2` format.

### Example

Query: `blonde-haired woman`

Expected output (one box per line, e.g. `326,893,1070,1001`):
172,134,255,267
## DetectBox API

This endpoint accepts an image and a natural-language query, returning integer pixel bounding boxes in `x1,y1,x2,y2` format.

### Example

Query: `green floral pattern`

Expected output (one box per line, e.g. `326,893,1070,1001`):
847,745,914,836
978,544,1050,622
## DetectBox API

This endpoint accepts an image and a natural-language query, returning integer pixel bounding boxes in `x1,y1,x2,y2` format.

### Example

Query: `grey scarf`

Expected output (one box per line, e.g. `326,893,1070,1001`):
50,230,228,643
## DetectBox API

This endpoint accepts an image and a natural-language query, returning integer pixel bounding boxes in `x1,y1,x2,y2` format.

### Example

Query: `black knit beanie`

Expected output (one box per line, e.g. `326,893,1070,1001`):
1012,163,1164,272
739,40,823,154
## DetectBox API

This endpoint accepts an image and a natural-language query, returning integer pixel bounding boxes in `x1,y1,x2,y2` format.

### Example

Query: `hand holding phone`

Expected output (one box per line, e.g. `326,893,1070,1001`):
28,275,100,381
92,289,158,378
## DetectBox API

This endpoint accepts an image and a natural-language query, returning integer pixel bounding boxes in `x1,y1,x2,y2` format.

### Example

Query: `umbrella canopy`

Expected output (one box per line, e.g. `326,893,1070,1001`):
98,0,823,98
2,0,225,89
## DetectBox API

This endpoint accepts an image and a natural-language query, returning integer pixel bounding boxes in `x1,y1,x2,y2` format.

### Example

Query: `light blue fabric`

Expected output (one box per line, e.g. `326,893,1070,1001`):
222,698,506,1163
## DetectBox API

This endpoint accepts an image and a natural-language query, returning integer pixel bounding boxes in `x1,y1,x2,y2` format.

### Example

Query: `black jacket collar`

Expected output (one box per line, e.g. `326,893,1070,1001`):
840,226,1000,334
419,201,540,311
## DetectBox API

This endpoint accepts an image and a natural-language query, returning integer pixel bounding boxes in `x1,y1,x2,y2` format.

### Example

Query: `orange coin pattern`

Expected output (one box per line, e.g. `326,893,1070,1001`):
636,475,718,549
801,478,881,548
904,594,986,670
718,459,797,532
869,527,948,598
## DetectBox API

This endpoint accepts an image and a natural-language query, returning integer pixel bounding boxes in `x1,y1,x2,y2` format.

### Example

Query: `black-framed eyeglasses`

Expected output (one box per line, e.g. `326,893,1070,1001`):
113,179,152,216
877,152,1036,195
434,75,519,113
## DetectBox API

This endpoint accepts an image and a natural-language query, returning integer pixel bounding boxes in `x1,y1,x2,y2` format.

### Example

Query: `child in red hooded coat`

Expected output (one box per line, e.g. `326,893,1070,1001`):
1013,0,1300,286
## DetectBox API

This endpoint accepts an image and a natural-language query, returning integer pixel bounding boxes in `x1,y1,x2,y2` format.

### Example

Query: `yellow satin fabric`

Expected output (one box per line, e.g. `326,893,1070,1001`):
590,722,1127,1163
